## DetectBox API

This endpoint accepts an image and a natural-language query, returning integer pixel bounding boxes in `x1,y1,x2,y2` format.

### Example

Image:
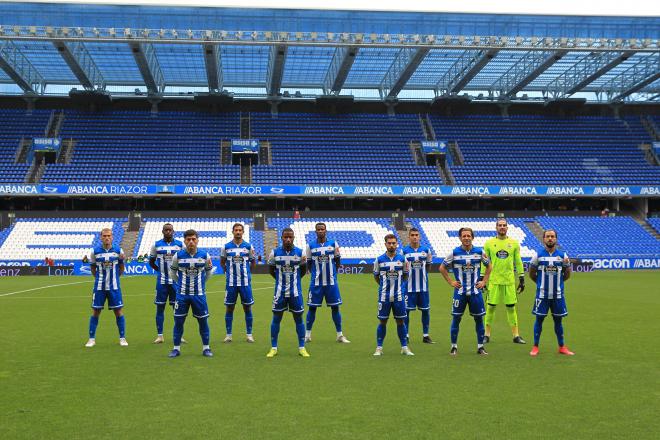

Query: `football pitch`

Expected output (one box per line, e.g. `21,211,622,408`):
1,271,659,439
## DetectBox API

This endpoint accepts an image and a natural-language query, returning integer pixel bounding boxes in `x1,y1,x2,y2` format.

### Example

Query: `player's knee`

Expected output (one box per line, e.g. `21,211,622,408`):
505,304,516,308
226,304,235,313
379,319,388,326
242,304,251,312
113,308,123,317
330,305,339,313
487,303,497,308
395,319,405,326
552,315,562,323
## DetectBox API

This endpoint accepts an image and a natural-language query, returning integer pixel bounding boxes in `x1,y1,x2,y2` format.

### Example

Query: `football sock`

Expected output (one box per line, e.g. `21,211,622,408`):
88,315,99,339
474,315,485,345
331,306,342,333
115,315,126,338
270,313,283,348
421,309,430,335
155,304,166,335
450,315,462,344
376,323,386,347
306,307,317,332
244,308,253,335
225,311,233,335
173,315,186,346
198,317,210,345
396,322,407,347
293,313,306,348
553,315,565,346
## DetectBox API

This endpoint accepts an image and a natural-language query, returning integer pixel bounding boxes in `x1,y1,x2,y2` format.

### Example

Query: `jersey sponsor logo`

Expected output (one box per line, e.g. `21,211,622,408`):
402,186,442,195
386,269,399,280
353,186,394,195
462,261,476,272
282,265,295,274
546,186,585,195
498,187,537,195
411,260,423,268
304,186,345,195
633,258,660,268
593,186,631,196
231,255,244,264
496,249,509,259
451,186,490,195
0,184,39,194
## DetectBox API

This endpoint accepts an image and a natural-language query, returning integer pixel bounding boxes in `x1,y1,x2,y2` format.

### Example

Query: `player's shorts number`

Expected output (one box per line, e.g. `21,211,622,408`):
535,299,542,309
453,299,460,308
174,301,179,310
378,302,382,310
308,292,312,303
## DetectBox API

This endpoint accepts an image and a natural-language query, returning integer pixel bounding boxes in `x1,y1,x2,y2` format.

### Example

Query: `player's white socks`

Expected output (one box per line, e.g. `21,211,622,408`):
337,332,343,337
173,345,181,351
305,331,312,338
423,334,429,337
477,344,484,349
451,344,458,348
203,345,210,350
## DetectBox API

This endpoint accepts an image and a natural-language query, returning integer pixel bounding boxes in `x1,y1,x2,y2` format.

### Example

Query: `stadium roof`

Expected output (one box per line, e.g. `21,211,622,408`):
0,2,658,103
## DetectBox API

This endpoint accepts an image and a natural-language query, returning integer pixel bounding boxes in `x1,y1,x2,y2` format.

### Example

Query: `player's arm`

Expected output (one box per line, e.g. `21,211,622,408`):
476,253,491,289
148,244,159,271
220,246,227,270
402,260,409,282
249,247,256,270
204,253,214,278
300,255,307,277
528,252,538,283
334,242,341,266
169,253,179,284
305,244,312,272
426,249,433,272
372,259,380,285
563,252,572,281
118,249,125,276
268,250,276,279
514,242,525,293
89,249,96,277
440,252,461,288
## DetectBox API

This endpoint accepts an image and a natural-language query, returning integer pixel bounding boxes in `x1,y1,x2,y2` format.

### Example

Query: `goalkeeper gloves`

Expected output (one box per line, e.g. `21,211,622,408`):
516,275,525,294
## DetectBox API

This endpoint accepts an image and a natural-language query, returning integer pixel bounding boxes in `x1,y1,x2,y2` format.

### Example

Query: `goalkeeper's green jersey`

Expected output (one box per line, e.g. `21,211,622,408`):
483,236,524,285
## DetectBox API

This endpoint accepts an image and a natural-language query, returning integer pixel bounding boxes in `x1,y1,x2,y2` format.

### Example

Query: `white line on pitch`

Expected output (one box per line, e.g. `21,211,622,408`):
0,280,93,297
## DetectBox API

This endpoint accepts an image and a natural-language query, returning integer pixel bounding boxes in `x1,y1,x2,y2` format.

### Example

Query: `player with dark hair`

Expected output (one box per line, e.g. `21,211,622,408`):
440,227,491,355
529,229,574,356
402,227,434,344
305,222,350,344
267,227,310,358
168,229,214,358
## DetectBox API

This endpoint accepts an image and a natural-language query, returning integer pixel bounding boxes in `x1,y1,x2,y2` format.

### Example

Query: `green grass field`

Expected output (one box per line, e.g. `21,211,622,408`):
1,271,659,439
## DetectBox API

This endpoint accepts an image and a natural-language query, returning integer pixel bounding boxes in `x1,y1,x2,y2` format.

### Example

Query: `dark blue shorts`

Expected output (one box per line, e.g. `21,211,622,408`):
225,285,254,306
378,300,407,320
308,284,342,307
174,294,210,319
272,294,304,313
532,297,568,317
451,292,486,317
92,289,123,310
154,284,176,305
406,291,430,310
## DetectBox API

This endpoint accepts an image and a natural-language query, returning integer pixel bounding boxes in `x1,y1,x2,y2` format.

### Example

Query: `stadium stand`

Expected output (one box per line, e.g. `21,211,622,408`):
0,109,52,183
134,218,264,259
648,217,660,235
407,217,541,260
251,112,443,185
535,216,660,258
266,218,400,262
40,111,241,184
0,218,124,261
430,115,660,185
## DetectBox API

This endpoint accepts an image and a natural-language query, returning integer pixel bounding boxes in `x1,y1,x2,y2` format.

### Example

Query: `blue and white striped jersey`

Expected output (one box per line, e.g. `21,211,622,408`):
221,240,255,287
402,245,433,293
149,239,183,285
306,239,340,287
169,249,213,296
268,246,305,298
89,245,124,291
373,253,407,302
530,248,569,299
442,246,490,296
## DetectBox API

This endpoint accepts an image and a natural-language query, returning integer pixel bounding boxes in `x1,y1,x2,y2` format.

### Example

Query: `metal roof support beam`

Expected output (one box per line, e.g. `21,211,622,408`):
128,42,164,94
545,51,634,98
323,45,358,94
266,44,287,97
436,49,498,95
203,43,223,92
493,50,568,98
603,53,660,102
381,47,430,98
52,41,105,90
0,40,44,94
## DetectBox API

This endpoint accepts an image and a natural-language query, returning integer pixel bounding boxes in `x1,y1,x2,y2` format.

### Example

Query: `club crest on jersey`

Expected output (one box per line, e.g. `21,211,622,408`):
496,250,509,259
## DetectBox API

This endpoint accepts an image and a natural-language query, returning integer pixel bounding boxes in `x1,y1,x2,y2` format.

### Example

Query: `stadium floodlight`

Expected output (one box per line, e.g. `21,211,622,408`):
412,34,420,43
204,30,212,40
458,35,465,45
560,37,568,47
158,29,165,38
172,29,178,39
279,32,288,40
311,32,318,41
426,35,435,44
444,35,451,44
0,26,4,36
265,31,272,40
370,33,377,43
383,34,390,43
61,27,69,37
515,36,522,45
251,31,258,40
355,33,364,43
13,25,21,35
124,28,132,38
327,32,334,41
220,30,228,39
29,26,37,36
629,39,638,48
544,37,553,46
531,36,539,45
615,38,623,47
473,36,480,45
109,28,115,37
642,38,651,48
93,27,100,37
188,29,194,39
340,33,349,42
45,26,53,36
500,36,507,46
296,32,303,40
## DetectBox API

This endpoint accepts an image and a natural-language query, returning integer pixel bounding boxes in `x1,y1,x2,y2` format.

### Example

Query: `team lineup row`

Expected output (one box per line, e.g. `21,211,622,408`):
84,219,575,358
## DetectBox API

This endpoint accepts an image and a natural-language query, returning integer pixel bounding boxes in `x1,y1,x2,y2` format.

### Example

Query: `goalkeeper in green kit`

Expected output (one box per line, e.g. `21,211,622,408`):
482,218,526,344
